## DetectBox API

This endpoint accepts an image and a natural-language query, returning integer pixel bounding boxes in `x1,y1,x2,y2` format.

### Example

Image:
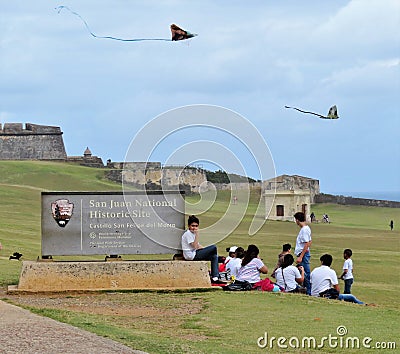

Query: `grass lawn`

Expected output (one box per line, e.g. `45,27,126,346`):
0,161,399,353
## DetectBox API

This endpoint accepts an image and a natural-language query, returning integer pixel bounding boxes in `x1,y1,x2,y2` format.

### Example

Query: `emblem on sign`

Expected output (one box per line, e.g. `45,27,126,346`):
51,199,74,227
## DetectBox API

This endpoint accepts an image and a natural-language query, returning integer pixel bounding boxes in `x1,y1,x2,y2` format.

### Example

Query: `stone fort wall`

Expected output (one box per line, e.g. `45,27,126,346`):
105,163,207,194
315,193,400,208
0,123,67,160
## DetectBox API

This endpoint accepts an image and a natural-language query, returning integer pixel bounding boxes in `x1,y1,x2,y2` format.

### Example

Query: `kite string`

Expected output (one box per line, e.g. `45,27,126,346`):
55,5,171,42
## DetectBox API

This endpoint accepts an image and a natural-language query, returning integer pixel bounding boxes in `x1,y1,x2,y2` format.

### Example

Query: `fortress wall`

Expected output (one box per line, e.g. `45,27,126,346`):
105,165,207,193
118,169,162,185
106,166,263,194
0,123,67,160
107,162,161,170
66,156,104,168
315,193,400,208
162,168,207,193
206,182,262,191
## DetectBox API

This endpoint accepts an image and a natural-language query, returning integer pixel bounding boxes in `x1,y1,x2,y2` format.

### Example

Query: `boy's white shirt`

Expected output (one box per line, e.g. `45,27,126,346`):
181,229,196,260
343,258,354,279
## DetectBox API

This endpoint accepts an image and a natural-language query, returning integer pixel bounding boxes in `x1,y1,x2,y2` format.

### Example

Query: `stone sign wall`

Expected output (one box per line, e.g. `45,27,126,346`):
41,191,185,257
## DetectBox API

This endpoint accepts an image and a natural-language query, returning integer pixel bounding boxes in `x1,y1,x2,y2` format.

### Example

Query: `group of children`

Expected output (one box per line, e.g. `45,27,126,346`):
277,243,355,293
219,243,362,303
218,243,356,295
181,214,368,303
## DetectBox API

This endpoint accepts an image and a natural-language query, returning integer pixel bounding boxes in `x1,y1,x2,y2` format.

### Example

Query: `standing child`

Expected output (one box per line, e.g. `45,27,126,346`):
294,212,312,295
339,249,354,294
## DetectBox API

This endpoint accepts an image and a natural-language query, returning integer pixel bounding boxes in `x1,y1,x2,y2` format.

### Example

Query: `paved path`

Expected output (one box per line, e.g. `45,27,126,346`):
0,300,147,354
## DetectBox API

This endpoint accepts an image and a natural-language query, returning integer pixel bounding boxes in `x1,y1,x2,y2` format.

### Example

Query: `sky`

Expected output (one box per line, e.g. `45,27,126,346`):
1,0,399,197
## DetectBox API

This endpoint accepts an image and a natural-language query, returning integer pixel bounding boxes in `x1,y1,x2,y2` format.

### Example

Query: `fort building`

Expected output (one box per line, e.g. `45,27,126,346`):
67,147,104,168
264,175,320,222
263,174,320,203
0,123,66,160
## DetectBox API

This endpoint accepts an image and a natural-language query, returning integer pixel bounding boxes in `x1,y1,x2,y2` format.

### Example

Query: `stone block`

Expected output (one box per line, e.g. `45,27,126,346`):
3,123,23,134
10,260,212,293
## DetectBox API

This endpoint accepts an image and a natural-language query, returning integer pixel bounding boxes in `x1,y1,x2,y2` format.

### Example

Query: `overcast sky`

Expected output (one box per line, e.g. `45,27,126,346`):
1,1,399,197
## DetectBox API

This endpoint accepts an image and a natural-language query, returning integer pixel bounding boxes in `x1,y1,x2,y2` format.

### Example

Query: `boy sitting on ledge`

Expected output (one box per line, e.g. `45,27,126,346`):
181,215,223,284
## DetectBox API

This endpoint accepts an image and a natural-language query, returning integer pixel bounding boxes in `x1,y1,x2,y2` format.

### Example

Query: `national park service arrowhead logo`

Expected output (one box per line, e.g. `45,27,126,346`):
51,199,74,227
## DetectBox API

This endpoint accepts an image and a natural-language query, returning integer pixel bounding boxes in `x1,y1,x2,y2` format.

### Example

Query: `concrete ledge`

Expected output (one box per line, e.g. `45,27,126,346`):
10,260,212,293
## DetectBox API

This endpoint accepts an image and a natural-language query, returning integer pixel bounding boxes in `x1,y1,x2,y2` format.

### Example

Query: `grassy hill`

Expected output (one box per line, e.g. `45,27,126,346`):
0,160,399,353
0,161,123,284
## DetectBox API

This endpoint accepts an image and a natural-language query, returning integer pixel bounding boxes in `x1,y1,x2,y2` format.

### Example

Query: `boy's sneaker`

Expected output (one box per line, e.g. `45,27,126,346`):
211,278,227,285
211,281,227,287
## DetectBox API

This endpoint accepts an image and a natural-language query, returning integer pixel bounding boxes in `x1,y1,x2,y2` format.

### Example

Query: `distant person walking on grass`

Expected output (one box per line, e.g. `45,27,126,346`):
181,215,223,285
294,212,312,295
322,214,330,223
339,249,354,294
390,220,394,231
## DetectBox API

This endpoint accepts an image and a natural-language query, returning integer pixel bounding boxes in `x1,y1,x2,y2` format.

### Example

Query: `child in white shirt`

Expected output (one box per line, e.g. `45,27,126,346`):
226,247,245,279
339,249,354,294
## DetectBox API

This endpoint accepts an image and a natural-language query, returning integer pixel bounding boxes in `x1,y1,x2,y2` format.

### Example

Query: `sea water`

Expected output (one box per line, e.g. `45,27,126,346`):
331,191,400,202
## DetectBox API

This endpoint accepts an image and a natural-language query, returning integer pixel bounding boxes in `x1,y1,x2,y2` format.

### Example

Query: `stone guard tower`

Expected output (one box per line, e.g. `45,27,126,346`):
0,123,67,160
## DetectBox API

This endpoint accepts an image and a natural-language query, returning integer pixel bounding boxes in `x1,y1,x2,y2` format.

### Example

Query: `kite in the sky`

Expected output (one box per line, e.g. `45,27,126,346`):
170,24,197,41
285,105,339,119
56,6,197,42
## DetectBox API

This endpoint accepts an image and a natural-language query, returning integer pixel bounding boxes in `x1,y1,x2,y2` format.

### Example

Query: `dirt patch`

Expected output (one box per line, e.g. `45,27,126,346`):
1,289,209,340
2,291,203,316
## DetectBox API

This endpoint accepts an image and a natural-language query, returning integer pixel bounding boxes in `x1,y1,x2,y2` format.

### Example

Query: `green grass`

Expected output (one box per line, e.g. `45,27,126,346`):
0,161,123,280
0,160,122,191
1,160,399,353
310,203,399,230
14,292,400,353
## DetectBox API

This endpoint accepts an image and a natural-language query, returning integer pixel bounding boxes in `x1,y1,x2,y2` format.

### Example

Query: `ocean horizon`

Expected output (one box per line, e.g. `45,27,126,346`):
327,191,400,203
